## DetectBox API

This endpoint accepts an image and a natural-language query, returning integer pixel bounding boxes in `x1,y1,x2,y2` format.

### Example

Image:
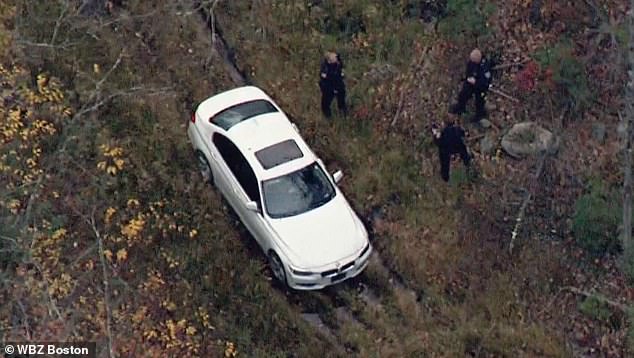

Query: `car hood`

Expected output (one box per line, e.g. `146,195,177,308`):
268,194,367,269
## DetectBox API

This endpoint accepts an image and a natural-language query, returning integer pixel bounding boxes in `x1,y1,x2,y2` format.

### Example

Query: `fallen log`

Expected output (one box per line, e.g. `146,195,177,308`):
492,59,531,71
490,88,519,103
509,153,547,254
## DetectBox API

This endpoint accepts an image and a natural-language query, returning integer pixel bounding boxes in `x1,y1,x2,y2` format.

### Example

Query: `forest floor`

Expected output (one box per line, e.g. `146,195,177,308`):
1,0,633,357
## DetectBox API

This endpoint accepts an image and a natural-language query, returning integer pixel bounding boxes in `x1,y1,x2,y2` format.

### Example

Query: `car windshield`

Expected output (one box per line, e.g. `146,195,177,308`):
262,162,336,219
211,100,278,130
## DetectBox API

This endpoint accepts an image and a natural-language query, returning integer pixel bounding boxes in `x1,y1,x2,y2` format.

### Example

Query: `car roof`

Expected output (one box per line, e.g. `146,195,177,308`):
197,86,317,180
229,112,316,180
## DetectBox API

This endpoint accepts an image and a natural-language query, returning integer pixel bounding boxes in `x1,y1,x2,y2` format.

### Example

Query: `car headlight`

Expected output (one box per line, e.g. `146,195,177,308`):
290,268,316,276
359,243,371,258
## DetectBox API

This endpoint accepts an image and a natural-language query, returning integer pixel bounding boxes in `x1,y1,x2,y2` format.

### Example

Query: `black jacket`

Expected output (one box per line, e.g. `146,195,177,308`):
465,58,492,92
434,124,467,155
319,55,345,89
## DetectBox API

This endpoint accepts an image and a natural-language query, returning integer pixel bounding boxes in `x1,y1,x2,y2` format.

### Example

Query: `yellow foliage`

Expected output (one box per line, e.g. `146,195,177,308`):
116,248,128,262
224,342,238,357
48,273,73,299
161,300,177,312
103,249,113,262
97,144,126,175
132,306,148,324
104,207,117,224
121,215,146,241
127,198,140,208
51,228,67,241
106,165,117,175
196,307,214,330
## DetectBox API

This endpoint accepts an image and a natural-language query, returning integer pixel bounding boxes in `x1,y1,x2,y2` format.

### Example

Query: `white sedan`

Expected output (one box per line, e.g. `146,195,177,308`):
187,86,372,290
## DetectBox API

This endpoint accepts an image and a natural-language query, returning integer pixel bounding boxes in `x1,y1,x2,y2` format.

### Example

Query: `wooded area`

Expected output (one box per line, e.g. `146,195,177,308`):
1,0,634,356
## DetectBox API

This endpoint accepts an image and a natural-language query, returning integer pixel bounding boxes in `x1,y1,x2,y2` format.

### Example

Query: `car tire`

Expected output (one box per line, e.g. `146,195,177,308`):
268,251,287,286
195,151,213,184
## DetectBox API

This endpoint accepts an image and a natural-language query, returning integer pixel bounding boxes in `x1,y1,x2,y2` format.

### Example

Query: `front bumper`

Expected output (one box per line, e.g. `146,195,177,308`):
285,244,373,290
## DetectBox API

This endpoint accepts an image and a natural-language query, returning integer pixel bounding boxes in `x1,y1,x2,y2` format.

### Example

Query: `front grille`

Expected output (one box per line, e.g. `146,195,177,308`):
321,259,355,277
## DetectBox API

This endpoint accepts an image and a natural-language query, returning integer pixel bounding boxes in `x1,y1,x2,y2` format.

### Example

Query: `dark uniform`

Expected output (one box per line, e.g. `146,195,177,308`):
433,122,471,182
319,54,347,118
450,57,492,122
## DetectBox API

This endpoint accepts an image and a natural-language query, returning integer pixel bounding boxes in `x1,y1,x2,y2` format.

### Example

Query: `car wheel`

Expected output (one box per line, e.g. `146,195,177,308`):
195,151,213,183
268,251,287,285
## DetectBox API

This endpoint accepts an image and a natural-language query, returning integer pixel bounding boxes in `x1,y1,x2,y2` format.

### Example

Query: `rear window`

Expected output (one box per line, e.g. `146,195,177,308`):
211,100,277,130
255,139,304,170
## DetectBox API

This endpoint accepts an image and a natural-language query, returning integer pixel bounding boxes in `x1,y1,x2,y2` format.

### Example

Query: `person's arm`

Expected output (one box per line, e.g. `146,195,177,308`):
320,60,328,79
337,54,344,78
431,125,442,146
466,62,477,84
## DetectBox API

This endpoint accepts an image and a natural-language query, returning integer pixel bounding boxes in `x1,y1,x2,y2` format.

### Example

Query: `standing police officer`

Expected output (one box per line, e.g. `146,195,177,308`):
450,48,492,123
319,51,347,118
432,116,471,182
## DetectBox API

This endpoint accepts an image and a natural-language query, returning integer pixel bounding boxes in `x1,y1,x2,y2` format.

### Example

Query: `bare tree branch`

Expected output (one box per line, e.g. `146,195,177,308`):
561,286,628,312
509,153,548,254
87,210,114,358
50,0,69,46
622,0,634,261
491,59,531,71
621,110,632,255
490,87,520,103
73,86,173,120
16,40,77,49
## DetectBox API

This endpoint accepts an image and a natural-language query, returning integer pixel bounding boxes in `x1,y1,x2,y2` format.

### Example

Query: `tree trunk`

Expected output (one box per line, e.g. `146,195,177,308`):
623,2,634,262
624,112,632,255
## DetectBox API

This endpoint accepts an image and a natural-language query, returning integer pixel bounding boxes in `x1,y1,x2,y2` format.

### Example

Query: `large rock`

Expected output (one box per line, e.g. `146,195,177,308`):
479,119,492,129
365,63,397,84
479,134,497,155
501,122,558,158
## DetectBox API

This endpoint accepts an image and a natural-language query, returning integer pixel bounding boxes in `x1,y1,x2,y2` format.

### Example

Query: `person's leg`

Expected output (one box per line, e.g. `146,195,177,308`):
451,83,473,115
321,85,334,118
335,85,347,116
459,145,471,167
473,90,487,121
439,150,451,182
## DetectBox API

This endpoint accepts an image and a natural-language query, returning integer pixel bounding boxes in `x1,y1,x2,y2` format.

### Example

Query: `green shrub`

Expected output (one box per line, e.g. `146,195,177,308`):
535,40,592,113
438,0,495,43
628,306,634,353
578,294,612,322
572,180,621,256
622,251,634,283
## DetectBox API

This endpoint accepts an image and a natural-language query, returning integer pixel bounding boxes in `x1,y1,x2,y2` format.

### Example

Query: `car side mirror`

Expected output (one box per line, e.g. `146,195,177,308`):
245,201,259,212
332,170,343,184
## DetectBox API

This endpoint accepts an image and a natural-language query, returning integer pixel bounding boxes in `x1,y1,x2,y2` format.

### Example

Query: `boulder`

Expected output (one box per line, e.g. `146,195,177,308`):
501,122,558,158
479,134,497,155
365,63,397,84
479,119,492,129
